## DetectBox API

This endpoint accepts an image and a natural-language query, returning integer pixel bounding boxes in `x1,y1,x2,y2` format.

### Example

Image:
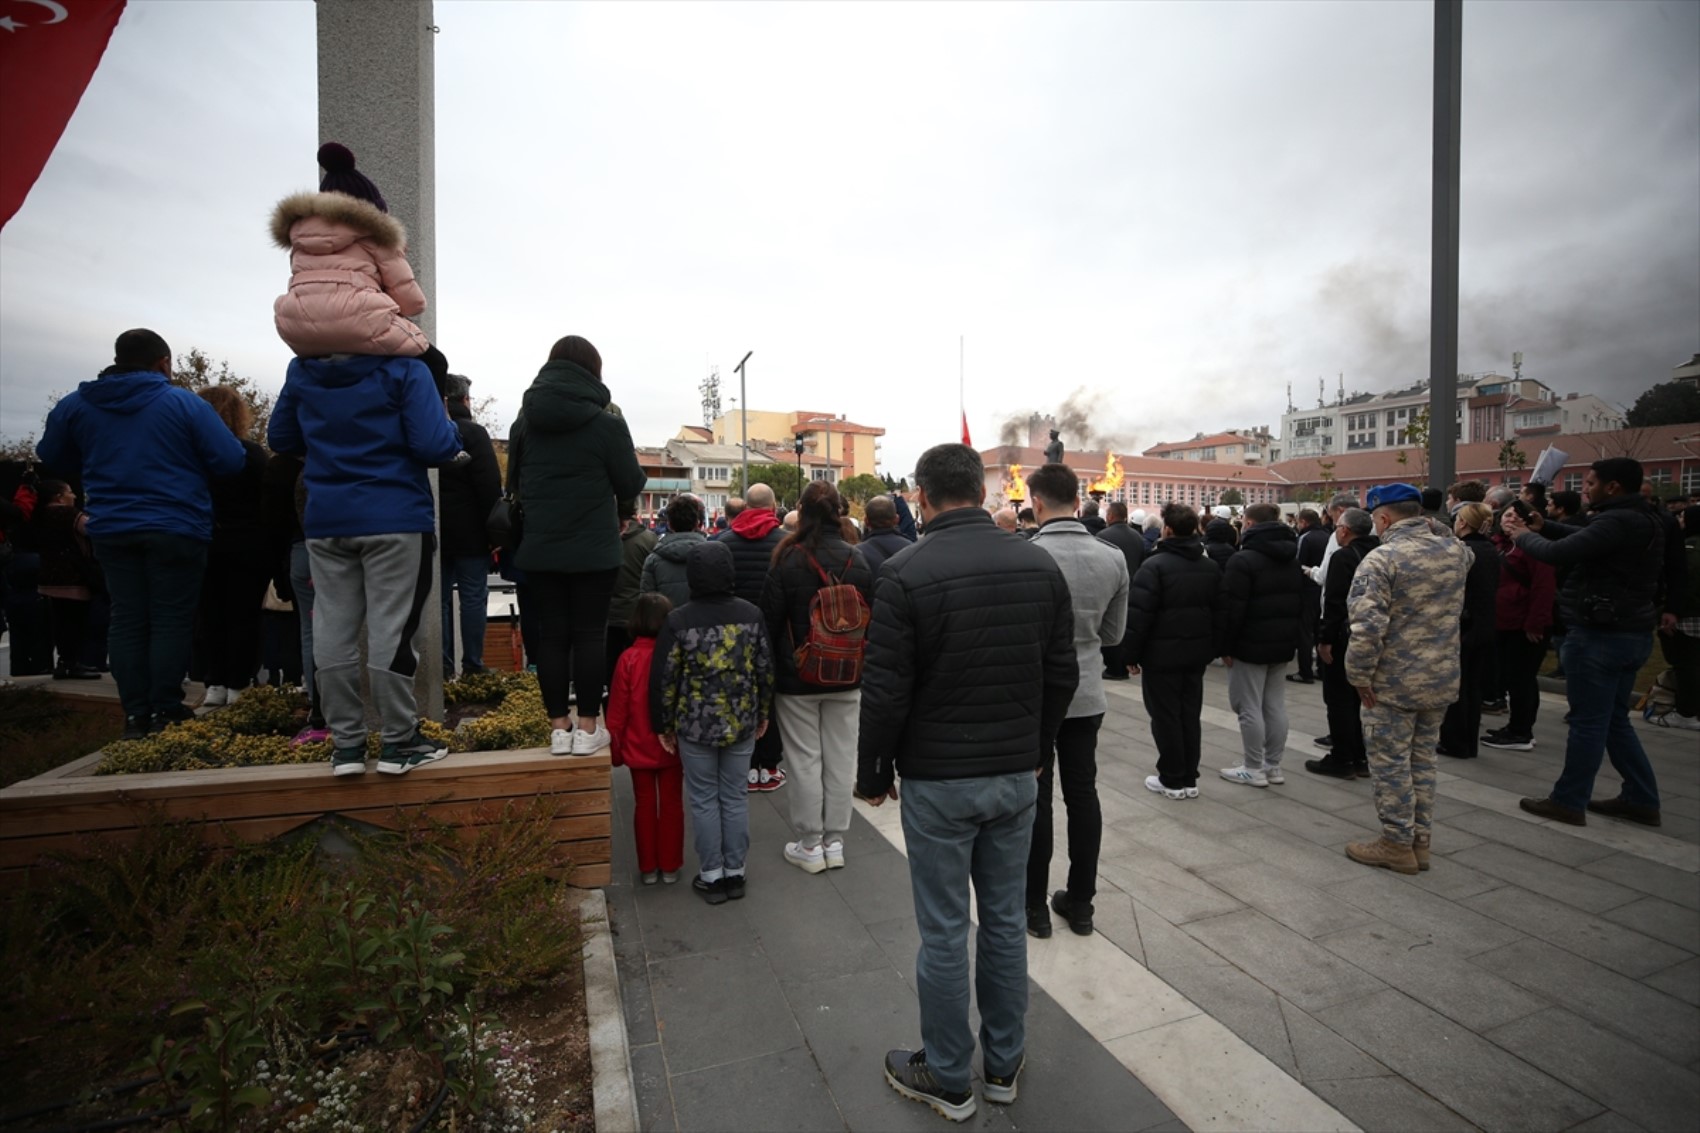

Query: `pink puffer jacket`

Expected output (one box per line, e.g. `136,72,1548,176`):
270,191,429,358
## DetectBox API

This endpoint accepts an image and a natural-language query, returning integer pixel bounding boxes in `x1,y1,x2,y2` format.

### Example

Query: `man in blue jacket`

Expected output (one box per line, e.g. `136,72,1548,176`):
269,352,463,777
38,329,247,737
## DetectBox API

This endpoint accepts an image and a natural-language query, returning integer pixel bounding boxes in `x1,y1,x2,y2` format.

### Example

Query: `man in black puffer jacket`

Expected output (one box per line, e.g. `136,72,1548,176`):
1502,457,1666,827
1126,503,1223,798
439,374,502,680
856,444,1075,1121
1217,503,1304,788
857,495,912,575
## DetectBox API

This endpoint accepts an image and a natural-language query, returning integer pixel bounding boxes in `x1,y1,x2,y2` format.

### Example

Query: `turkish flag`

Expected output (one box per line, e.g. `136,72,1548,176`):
961,410,972,447
0,0,127,230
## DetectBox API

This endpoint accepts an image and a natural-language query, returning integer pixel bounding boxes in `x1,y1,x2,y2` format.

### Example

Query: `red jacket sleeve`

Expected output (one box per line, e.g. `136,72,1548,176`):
607,650,636,767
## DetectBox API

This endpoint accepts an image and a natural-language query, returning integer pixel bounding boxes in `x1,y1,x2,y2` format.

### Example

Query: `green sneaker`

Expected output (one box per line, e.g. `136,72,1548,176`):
331,746,368,778
377,730,449,775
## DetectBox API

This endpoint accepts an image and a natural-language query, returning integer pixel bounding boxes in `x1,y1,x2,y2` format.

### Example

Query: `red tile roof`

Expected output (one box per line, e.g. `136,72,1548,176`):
1142,432,1260,456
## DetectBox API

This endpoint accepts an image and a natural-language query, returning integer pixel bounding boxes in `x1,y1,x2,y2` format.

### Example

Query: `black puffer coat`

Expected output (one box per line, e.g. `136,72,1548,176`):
1220,521,1305,664
857,527,911,576
439,408,501,558
1097,521,1146,581
1203,519,1237,567
1457,532,1502,649
1125,536,1222,671
856,506,1076,794
714,511,784,604
760,534,875,696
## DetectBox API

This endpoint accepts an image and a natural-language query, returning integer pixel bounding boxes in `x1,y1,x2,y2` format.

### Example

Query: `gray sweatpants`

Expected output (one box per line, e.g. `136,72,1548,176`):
307,533,434,748
775,689,860,850
1228,659,1290,770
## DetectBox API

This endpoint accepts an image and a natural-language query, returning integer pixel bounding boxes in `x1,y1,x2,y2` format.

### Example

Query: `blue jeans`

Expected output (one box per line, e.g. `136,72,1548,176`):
92,531,208,721
440,555,489,675
900,773,1037,1094
680,734,755,880
1553,629,1660,811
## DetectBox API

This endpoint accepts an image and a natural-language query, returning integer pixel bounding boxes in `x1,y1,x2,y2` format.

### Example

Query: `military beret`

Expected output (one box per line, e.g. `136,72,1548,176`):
1365,483,1421,510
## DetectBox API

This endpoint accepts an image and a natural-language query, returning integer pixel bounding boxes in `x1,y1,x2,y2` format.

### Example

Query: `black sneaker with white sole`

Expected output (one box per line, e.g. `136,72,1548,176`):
377,729,449,775
331,747,367,777
1481,732,1534,751
885,1049,975,1122
983,1054,1024,1104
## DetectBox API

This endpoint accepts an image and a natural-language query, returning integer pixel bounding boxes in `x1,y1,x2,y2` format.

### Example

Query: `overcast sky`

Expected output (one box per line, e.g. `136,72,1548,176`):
2,0,1695,476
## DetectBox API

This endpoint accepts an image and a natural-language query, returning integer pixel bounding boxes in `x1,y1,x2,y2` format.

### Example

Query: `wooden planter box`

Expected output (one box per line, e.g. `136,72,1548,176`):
0,747,611,889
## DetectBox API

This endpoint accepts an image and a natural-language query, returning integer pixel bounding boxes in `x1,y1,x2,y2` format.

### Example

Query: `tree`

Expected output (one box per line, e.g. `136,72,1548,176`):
1497,438,1528,476
1317,461,1337,487
729,462,804,506
837,473,886,505
0,434,38,463
173,349,274,446
880,472,909,493
1399,405,1432,485
1218,487,1244,506
1626,382,1700,428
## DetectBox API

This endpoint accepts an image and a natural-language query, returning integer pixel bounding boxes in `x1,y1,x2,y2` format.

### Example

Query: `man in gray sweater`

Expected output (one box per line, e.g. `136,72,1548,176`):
1023,463,1130,937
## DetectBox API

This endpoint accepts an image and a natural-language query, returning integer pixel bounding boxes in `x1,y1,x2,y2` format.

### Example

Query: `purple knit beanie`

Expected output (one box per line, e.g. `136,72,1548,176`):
317,143,388,212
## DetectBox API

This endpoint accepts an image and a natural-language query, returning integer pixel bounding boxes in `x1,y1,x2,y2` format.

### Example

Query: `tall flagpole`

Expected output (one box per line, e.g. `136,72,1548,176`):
959,335,964,436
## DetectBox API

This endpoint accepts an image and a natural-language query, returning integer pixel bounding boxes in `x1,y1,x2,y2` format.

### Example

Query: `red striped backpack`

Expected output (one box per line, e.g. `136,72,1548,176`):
792,551,871,687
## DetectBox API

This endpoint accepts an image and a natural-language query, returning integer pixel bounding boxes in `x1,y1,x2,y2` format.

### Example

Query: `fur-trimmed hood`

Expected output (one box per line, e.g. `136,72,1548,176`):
269,191,406,251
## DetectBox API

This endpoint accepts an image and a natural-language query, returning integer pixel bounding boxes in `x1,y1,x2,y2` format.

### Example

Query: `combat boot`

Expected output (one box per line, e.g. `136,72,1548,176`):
1345,837,1419,875
1412,832,1431,872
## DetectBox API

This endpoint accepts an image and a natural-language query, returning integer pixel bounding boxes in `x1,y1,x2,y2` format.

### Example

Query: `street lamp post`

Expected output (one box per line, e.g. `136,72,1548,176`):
793,434,805,505
732,351,753,494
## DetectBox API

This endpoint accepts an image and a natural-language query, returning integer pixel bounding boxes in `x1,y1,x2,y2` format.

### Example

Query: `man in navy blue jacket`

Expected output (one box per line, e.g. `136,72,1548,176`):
39,329,247,737
269,352,462,777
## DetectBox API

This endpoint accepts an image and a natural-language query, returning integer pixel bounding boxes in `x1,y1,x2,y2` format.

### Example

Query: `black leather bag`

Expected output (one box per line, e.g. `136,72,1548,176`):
487,494,524,553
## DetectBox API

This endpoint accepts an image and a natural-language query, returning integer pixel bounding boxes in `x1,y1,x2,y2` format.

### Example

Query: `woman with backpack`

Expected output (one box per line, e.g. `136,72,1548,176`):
760,482,875,873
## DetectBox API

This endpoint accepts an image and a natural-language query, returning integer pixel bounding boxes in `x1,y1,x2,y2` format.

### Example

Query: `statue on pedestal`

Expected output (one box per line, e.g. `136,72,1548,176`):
1044,428,1064,465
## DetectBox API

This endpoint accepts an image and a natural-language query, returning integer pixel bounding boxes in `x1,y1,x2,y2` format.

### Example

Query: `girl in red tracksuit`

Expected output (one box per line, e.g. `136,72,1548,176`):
607,593,683,883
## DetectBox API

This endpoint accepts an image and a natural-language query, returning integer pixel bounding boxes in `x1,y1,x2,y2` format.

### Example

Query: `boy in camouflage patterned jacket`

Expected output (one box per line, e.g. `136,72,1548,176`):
1342,484,1475,875
650,541,775,904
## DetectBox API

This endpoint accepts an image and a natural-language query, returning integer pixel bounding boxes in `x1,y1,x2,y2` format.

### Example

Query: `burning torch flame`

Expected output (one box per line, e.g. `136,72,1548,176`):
1088,452,1124,494
1007,463,1027,502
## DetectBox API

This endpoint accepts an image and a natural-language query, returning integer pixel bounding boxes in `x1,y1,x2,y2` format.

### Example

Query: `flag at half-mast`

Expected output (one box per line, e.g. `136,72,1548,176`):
960,410,972,447
1,0,128,230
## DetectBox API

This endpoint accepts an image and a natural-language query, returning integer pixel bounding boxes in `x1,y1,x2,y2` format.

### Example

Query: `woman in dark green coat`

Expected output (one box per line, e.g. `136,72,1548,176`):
510,336,647,756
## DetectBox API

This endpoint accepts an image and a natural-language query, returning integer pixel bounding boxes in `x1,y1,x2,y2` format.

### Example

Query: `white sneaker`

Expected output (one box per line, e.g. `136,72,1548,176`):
824,841,845,869
571,723,611,756
202,685,229,708
1220,765,1269,788
550,728,573,756
784,841,827,874
1655,711,1700,732
1264,767,1285,785
1144,774,1186,800
748,768,761,791
1183,787,1200,798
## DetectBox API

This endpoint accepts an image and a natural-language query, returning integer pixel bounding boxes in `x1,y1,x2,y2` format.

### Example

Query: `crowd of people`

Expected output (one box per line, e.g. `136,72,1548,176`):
3,143,1696,1127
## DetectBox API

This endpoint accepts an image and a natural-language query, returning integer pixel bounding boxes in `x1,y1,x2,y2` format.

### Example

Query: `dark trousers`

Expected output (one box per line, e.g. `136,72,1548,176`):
194,556,270,689
1142,667,1204,788
529,568,617,720
49,597,89,671
93,532,208,721
751,717,785,771
1440,639,1493,758
1497,630,1548,736
602,624,632,716
1320,648,1367,767
1026,713,1103,911
1295,583,1319,680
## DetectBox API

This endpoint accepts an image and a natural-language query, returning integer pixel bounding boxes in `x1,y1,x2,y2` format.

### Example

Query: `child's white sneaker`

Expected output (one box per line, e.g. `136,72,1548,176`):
550,728,573,756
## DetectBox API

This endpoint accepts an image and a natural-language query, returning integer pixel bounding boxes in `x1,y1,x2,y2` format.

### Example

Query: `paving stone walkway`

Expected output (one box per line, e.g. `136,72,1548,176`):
607,666,1700,1132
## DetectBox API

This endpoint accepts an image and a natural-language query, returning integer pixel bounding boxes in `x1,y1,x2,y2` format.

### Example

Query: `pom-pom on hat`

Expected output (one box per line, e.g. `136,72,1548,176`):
1365,483,1421,510
317,142,388,213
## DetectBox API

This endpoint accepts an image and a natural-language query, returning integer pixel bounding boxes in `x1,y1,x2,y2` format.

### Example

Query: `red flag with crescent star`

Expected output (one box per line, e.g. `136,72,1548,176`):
0,0,127,230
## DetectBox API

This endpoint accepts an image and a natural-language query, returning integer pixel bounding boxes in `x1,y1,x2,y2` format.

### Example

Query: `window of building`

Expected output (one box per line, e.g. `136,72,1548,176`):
1200,447,1217,461
696,465,731,483
810,467,836,482
1564,473,1583,492
1647,468,1673,491
1386,430,1396,446
1681,467,1700,495
1505,477,1522,490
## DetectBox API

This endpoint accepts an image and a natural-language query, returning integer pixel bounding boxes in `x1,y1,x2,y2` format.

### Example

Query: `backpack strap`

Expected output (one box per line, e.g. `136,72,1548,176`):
804,549,842,587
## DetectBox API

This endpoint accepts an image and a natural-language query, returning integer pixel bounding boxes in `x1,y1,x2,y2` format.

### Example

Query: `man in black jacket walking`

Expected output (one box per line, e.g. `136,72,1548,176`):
1305,509,1377,779
439,374,501,680
1503,458,1666,827
1125,503,1223,799
1097,501,1145,680
857,444,1076,1122
1217,504,1305,788
1294,509,1328,685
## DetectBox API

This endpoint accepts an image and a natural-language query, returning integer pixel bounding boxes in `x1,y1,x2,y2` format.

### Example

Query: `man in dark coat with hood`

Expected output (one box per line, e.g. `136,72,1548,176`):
1097,501,1146,679
1306,508,1378,779
1216,504,1305,788
1125,503,1223,798
716,481,789,789
439,373,501,680
1294,508,1329,686
857,495,911,575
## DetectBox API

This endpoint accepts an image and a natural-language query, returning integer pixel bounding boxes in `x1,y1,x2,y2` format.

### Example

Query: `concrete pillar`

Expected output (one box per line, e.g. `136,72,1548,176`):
316,0,443,720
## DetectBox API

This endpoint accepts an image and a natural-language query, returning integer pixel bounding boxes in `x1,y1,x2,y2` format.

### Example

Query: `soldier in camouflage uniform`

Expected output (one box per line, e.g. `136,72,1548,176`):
1342,484,1475,874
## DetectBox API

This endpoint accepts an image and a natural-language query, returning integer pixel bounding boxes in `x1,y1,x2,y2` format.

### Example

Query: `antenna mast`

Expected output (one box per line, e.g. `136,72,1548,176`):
700,365,722,427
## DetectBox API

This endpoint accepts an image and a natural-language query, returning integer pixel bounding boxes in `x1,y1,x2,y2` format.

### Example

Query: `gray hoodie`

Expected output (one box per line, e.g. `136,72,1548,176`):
1030,518,1130,717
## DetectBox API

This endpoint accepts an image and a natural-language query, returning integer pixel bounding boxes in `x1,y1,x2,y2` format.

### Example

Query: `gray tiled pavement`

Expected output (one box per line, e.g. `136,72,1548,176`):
606,665,1699,1131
